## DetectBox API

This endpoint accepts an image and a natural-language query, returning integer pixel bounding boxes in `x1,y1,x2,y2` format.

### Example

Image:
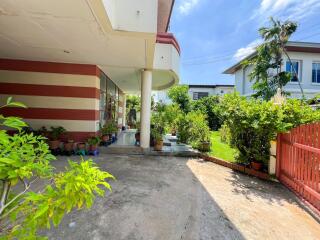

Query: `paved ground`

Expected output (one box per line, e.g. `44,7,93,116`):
43,154,320,240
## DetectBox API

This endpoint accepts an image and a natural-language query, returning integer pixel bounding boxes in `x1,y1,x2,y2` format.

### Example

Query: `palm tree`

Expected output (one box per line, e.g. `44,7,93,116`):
259,18,304,98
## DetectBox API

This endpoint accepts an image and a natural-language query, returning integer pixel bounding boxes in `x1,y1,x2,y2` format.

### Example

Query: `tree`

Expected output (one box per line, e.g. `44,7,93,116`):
167,85,191,113
246,18,304,100
0,98,114,239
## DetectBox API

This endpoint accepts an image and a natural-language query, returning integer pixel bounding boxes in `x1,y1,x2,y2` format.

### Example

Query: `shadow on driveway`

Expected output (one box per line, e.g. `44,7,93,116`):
42,155,320,240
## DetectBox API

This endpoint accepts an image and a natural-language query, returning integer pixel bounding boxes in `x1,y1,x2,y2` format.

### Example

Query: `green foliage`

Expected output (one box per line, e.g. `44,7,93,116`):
50,126,66,141
101,121,118,135
220,93,320,164
4,159,114,239
176,111,211,148
192,96,222,130
87,136,101,146
245,18,300,100
167,85,191,113
0,98,114,239
151,103,166,141
219,124,232,144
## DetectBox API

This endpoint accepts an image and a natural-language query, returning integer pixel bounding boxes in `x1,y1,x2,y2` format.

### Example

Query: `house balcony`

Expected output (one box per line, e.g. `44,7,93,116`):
152,33,181,90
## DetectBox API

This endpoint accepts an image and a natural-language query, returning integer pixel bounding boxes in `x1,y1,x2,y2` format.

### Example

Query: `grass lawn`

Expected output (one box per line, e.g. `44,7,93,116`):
209,131,237,163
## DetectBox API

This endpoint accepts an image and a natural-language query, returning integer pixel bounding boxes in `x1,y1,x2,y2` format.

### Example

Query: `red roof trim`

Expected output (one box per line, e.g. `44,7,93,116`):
156,33,181,55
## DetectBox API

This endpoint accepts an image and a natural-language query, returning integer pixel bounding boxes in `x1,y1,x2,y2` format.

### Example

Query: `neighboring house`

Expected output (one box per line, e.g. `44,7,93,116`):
0,0,180,149
188,84,234,100
223,41,320,99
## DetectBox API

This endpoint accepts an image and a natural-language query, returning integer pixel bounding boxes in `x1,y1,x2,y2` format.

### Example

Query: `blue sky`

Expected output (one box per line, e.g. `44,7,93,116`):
170,0,320,85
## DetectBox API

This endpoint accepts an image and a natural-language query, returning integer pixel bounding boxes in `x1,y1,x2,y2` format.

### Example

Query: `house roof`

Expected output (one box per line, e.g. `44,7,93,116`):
188,84,234,88
223,41,320,74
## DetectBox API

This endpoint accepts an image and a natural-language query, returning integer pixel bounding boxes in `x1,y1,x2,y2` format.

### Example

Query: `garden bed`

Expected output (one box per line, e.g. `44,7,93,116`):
201,154,270,181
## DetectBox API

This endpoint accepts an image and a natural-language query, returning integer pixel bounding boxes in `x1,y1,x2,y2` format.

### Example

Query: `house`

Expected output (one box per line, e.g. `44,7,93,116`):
223,41,320,99
188,84,234,100
153,84,234,103
0,0,180,149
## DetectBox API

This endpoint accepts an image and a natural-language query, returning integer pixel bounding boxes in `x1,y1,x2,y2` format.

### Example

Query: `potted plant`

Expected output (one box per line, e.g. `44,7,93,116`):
77,142,86,151
48,126,66,150
152,129,163,151
87,136,101,151
198,131,211,152
101,121,118,142
64,139,74,152
251,161,263,171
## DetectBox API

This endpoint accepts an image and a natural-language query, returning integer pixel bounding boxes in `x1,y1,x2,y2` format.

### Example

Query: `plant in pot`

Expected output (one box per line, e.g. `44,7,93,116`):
48,126,66,150
87,136,101,151
100,125,110,143
64,139,74,153
152,128,163,151
198,131,211,152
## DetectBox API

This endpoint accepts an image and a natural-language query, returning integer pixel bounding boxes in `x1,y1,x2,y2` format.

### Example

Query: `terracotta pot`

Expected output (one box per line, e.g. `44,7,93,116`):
77,142,86,150
251,161,263,171
49,140,60,150
154,140,164,151
89,144,98,151
199,141,211,152
102,135,110,142
64,142,74,152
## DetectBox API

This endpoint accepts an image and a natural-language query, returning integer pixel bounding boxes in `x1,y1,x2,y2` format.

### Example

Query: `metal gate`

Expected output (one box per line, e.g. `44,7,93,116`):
276,123,320,213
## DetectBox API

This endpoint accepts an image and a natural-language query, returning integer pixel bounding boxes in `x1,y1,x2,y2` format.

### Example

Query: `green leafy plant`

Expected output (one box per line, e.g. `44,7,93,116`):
192,96,222,130
101,121,118,136
176,111,210,149
220,93,320,165
167,85,191,113
0,98,114,239
151,103,166,141
244,18,303,100
50,126,66,141
87,136,101,146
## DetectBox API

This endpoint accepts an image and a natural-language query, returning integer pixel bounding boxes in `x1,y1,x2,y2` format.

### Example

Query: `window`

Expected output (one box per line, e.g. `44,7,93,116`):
286,60,300,82
312,63,320,83
193,92,208,100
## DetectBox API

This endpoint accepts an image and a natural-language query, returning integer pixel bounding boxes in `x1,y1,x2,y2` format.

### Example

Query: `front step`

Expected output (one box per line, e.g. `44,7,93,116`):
99,145,144,155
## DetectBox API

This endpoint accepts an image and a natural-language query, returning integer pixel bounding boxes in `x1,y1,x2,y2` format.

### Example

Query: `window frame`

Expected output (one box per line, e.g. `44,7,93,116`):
285,59,302,83
312,62,320,84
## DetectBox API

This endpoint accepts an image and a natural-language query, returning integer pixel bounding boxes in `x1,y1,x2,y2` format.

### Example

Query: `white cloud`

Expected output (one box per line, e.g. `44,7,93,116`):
253,0,320,21
178,0,200,15
233,39,263,61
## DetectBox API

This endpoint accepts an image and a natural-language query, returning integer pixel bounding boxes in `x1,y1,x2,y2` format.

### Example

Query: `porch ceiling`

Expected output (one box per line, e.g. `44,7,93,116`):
0,0,172,93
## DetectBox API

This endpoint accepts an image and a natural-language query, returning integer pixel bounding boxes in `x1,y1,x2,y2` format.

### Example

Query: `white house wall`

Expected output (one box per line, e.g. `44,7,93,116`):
102,0,158,33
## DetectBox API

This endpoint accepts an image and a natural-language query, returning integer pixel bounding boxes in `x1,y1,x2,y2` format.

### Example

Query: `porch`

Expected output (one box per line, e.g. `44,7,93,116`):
101,130,199,157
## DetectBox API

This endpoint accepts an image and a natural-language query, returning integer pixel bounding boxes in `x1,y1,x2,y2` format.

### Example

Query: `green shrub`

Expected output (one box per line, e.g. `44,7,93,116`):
220,93,320,165
176,111,211,149
167,85,191,113
0,98,114,238
219,124,231,144
192,96,222,130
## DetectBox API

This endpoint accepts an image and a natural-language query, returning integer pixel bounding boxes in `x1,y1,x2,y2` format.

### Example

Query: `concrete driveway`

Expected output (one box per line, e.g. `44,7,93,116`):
44,155,320,240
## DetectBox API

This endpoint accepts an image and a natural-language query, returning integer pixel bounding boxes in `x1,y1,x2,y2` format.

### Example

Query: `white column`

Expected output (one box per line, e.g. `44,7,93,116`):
140,70,152,149
122,95,127,128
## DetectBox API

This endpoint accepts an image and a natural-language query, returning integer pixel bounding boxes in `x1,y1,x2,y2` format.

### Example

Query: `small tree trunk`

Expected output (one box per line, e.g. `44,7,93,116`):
0,181,11,216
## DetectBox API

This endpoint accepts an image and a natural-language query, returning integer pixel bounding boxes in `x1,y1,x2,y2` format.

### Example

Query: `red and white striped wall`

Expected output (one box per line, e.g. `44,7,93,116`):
0,59,102,142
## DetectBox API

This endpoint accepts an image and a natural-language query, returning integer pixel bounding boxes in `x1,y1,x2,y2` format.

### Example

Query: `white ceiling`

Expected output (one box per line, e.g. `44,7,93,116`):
0,0,175,92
